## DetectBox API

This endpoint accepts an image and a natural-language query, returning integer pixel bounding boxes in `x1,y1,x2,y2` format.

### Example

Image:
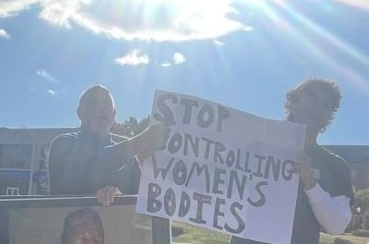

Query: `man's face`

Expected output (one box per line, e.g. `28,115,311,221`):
78,90,116,136
290,87,333,135
73,232,103,244
67,210,104,244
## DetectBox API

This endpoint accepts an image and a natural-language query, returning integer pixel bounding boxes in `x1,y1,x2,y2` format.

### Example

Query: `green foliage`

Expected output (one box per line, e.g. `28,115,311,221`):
352,188,369,215
172,222,229,244
171,222,368,244
111,115,150,138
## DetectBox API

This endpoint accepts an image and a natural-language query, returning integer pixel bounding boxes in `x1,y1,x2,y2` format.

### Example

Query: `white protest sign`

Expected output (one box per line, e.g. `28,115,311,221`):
136,90,306,244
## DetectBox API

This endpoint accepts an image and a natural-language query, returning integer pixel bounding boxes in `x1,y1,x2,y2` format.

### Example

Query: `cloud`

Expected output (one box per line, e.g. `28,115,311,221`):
36,69,57,83
0,29,10,39
30,85,58,96
160,63,172,68
0,0,40,18
0,0,251,41
173,52,186,64
160,52,186,67
47,89,56,95
115,50,149,65
214,40,225,46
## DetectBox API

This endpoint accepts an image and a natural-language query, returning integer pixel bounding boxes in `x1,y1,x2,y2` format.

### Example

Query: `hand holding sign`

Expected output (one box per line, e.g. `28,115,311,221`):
146,123,171,150
136,123,170,161
294,151,317,190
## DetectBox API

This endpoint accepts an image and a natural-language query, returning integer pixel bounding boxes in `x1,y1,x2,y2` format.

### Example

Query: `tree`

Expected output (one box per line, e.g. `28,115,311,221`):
352,188,369,230
111,116,150,138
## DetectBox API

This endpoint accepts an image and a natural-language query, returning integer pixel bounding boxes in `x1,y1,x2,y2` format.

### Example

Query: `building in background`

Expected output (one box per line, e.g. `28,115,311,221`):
0,128,76,195
325,145,369,190
0,128,368,195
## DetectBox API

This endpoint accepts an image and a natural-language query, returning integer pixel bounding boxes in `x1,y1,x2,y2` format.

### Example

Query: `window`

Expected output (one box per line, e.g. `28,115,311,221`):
39,146,49,170
6,186,19,196
0,144,32,169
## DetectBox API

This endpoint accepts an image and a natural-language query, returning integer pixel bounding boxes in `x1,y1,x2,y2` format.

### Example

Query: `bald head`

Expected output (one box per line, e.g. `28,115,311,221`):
78,85,114,111
77,85,116,137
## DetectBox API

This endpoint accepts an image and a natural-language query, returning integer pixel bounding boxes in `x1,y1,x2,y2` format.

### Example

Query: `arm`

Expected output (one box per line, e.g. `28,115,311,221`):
96,123,169,206
100,123,170,170
295,151,352,234
48,135,76,195
305,184,352,234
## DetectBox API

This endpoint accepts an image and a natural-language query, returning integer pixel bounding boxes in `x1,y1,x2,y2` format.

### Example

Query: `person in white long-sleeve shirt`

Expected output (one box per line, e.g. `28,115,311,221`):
230,78,354,244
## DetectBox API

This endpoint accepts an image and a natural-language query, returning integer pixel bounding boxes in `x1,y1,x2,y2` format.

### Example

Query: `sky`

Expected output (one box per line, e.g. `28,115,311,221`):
1,0,369,145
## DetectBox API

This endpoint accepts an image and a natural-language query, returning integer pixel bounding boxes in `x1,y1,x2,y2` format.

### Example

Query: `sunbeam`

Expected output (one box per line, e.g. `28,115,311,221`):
236,0,369,94
336,0,369,12
273,0,369,93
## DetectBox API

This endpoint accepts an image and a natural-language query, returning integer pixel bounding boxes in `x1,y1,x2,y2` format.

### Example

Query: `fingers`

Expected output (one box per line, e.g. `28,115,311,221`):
292,151,317,189
288,164,299,174
149,123,170,150
295,151,312,165
137,150,153,162
96,186,121,207
289,151,312,174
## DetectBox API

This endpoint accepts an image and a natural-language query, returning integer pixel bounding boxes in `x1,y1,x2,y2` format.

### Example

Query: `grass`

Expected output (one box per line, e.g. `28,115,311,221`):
320,233,369,244
172,222,369,244
172,222,229,244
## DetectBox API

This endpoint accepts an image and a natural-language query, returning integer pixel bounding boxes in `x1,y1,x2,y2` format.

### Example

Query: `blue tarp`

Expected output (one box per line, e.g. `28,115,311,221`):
0,170,47,182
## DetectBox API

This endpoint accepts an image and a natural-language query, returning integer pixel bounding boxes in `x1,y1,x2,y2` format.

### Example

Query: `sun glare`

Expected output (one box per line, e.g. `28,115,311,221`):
336,0,369,12
273,0,369,93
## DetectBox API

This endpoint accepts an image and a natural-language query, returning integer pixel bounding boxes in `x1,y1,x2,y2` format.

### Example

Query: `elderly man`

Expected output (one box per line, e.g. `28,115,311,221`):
49,85,169,206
